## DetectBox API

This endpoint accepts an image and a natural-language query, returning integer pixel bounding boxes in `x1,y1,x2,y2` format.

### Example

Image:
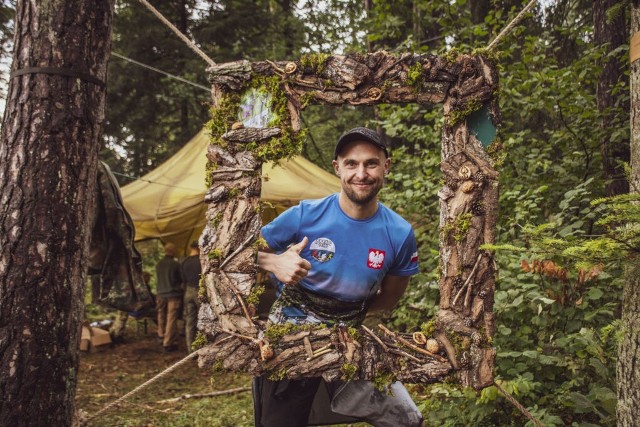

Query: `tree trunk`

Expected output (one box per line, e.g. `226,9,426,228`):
618,4,640,425
0,1,115,425
594,0,630,196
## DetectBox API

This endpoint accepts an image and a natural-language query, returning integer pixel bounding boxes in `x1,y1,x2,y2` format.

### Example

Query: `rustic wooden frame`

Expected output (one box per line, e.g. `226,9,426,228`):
197,51,499,390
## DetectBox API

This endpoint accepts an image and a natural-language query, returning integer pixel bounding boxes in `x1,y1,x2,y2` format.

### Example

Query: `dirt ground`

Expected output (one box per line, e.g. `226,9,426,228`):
75,321,255,427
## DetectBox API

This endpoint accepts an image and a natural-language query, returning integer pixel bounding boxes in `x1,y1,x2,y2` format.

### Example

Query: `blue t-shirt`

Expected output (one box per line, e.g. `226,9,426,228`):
261,193,419,302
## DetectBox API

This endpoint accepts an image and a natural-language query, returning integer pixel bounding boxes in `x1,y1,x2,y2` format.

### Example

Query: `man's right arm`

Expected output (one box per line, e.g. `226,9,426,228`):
257,236,311,286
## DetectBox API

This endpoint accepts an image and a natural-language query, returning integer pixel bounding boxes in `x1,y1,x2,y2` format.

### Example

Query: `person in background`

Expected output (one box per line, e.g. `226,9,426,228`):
109,271,152,343
181,241,202,352
155,242,183,352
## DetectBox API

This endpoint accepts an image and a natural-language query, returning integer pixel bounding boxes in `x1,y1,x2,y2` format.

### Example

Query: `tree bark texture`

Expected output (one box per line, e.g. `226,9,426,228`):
0,1,115,425
594,0,630,196
199,51,499,389
617,5,640,425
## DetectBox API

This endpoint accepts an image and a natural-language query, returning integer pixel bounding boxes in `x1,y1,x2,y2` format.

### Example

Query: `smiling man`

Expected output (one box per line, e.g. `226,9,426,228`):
254,127,423,427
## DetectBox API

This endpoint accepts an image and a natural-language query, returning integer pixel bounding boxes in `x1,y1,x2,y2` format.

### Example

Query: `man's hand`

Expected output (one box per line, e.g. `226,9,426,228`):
258,237,311,285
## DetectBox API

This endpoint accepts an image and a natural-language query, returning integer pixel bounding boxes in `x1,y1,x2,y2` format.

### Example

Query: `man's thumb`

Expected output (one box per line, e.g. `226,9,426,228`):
292,236,308,253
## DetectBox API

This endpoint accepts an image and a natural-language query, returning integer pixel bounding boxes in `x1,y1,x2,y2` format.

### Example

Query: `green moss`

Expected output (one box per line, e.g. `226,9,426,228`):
373,371,396,392
470,47,501,63
228,187,240,199
207,248,223,260
267,367,288,381
210,359,224,373
207,92,241,139
442,213,473,242
341,363,358,381
264,322,327,344
421,319,437,337
449,98,482,126
406,62,424,90
210,212,223,228
300,91,317,107
486,137,506,167
446,329,463,356
454,213,473,242
247,284,265,305
253,236,268,249
300,53,329,74
347,327,360,341
192,331,208,351
198,275,209,303
442,47,461,65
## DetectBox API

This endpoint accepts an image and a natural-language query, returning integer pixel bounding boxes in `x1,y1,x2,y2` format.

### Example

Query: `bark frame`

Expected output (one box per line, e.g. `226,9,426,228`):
197,51,500,390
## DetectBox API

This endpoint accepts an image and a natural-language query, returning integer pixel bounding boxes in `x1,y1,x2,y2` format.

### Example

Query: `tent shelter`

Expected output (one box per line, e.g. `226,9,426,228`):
121,129,340,254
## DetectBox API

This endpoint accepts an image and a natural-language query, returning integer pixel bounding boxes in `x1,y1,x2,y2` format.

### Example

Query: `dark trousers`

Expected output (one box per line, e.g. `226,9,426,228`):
253,376,322,427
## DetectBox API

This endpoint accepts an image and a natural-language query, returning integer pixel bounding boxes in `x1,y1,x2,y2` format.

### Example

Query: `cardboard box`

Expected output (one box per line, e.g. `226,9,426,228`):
80,326,112,352
80,326,91,351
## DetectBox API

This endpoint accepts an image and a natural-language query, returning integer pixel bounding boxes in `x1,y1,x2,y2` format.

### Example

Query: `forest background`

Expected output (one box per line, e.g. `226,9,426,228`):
0,0,636,426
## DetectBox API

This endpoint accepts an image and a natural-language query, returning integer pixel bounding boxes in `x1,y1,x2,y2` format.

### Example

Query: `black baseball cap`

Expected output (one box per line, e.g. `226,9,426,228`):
334,127,388,159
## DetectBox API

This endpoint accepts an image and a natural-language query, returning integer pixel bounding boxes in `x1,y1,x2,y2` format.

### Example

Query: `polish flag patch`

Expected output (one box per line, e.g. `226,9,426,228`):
411,251,419,263
367,249,386,269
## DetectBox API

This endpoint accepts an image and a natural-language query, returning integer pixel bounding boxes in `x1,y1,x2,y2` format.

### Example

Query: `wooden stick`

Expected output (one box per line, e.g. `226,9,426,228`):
219,234,257,269
215,326,258,343
388,348,421,363
378,324,448,363
303,336,314,359
209,168,255,174
219,270,254,324
361,324,388,351
452,254,483,307
156,387,251,404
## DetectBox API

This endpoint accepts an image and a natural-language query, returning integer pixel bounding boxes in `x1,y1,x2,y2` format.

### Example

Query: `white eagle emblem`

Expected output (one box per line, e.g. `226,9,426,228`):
367,249,385,269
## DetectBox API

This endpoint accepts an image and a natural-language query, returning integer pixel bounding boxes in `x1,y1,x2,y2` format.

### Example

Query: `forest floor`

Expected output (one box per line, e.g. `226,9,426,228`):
75,321,255,427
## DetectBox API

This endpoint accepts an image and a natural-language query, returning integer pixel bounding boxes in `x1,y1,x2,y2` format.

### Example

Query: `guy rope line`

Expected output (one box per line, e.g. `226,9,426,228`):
493,380,545,427
486,0,538,51
136,0,216,67
81,350,200,425
111,52,210,92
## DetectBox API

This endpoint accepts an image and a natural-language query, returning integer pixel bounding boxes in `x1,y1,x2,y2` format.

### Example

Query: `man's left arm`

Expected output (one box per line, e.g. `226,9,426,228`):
367,275,410,311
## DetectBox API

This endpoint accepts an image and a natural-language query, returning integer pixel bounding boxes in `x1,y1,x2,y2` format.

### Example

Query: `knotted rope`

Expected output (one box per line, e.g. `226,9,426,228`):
493,380,545,427
81,350,200,425
136,0,216,67
486,0,538,51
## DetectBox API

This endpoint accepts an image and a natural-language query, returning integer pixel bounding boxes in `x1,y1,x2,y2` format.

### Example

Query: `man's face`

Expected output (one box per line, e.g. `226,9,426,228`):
332,140,390,206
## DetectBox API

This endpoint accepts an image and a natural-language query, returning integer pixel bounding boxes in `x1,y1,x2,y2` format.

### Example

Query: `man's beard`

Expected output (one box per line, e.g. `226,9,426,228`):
343,180,382,205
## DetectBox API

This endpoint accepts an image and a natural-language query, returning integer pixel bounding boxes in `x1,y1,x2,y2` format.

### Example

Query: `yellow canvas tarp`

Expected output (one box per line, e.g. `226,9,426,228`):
121,129,340,254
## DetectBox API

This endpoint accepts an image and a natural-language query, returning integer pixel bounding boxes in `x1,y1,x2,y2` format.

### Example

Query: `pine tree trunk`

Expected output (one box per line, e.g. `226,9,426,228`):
617,4,640,425
0,1,115,425
594,0,630,196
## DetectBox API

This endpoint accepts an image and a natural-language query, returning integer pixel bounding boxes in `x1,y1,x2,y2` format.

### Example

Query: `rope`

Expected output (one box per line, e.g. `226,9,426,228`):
486,0,538,51
136,0,216,68
111,52,210,92
493,380,545,427
82,350,200,425
110,170,204,192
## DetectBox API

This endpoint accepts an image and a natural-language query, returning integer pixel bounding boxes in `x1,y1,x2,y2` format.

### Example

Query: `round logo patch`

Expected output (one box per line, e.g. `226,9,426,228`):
310,237,335,263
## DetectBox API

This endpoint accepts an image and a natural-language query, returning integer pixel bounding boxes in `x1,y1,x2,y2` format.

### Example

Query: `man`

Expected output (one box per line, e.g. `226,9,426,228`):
156,242,183,352
181,241,202,352
255,127,423,427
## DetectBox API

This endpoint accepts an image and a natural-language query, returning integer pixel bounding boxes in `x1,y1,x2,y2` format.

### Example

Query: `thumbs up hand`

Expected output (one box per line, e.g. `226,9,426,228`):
264,237,311,286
